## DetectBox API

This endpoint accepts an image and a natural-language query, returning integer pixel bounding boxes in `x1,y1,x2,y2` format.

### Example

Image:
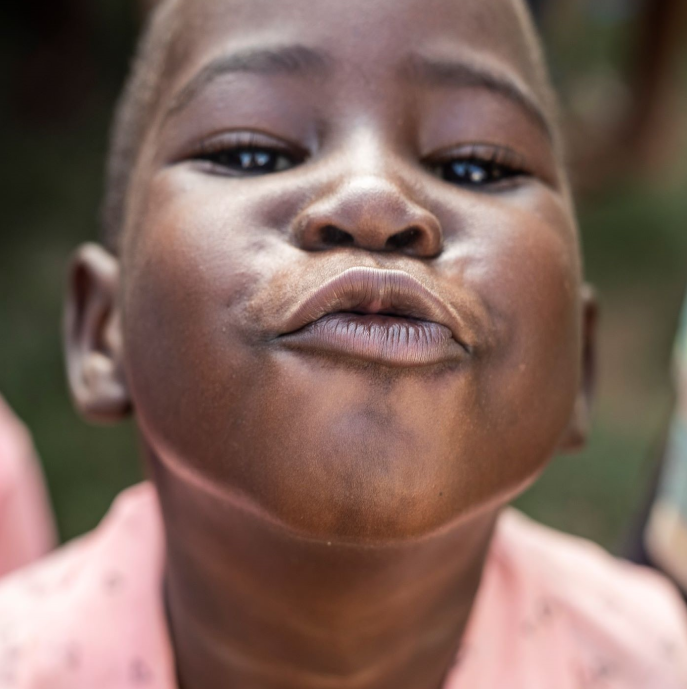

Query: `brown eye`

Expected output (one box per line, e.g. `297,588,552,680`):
440,158,524,187
198,146,297,175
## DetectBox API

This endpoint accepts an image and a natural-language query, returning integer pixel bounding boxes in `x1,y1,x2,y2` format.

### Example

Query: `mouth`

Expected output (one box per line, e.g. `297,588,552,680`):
278,267,471,367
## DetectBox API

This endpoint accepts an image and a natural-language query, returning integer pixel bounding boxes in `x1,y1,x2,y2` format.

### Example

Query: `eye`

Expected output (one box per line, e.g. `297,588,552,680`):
443,159,520,185
192,132,304,177
431,145,529,189
199,147,296,175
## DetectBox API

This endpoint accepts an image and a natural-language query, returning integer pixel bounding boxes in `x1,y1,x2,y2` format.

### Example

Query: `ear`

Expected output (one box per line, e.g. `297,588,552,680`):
559,284,599,452
64,243,131,423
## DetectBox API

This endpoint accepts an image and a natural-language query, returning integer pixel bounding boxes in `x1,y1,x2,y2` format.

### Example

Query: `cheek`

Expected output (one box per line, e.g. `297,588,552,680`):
121,174,276,464
445,193,582,500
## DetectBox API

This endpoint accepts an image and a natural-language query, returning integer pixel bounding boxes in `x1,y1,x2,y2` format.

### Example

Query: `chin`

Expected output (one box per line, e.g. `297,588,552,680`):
134,334,572,546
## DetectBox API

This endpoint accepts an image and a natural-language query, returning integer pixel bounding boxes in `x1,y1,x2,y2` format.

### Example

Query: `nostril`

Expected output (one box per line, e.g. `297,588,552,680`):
321,225,355,248
385,228,422,251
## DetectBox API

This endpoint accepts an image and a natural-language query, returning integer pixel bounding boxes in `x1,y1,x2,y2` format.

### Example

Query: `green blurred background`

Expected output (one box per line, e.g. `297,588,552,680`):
0,1,685,549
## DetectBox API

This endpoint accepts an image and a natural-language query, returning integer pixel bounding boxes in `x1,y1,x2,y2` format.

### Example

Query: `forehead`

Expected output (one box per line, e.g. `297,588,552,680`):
164,0,548,107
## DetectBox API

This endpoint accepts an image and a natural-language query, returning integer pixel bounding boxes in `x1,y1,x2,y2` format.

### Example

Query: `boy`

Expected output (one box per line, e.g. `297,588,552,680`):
0,0,686,687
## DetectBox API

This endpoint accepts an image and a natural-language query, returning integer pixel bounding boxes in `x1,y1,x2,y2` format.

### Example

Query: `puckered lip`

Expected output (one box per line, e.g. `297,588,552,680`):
279,266,472,354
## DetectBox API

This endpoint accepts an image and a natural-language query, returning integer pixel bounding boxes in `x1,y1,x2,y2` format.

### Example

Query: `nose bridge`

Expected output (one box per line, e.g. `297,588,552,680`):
295,144,443,257
334,129,418,227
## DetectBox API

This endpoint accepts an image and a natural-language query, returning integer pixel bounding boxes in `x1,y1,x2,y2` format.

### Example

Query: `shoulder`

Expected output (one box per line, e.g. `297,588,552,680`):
0,396,37,500
0,484,175,689
0,396,55,577
494,509,687,685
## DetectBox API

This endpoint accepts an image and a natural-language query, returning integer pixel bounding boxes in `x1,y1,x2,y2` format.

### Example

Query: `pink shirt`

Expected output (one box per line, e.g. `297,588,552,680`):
0,397,55,579
0,484,685,688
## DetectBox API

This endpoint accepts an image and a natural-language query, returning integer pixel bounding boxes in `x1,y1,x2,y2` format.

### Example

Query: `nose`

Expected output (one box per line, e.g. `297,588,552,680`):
294,175,443,258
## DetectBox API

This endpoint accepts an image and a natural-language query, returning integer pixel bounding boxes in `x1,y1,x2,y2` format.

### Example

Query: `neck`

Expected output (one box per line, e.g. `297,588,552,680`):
153,464,498,689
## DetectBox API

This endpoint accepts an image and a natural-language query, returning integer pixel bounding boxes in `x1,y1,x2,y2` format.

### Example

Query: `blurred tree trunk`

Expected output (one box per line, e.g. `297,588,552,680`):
563,0,687,191
626,0,687,170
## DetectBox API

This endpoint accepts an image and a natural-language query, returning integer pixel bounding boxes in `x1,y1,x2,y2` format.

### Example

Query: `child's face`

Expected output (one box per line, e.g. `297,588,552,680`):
82,0,593,541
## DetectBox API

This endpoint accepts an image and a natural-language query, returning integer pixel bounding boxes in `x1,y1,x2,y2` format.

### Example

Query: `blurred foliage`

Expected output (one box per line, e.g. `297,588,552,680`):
515,0,687,547
0,2,685,548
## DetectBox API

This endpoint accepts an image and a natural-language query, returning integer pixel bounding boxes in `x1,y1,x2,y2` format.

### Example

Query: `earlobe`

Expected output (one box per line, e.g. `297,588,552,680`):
560,284,599,452
64,243,131,423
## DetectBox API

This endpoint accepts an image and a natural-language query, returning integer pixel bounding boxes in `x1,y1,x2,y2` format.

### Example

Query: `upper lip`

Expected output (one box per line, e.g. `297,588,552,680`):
281,267,472,352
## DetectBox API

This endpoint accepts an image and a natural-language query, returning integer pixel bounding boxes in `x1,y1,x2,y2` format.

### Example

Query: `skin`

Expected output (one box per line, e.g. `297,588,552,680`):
64,0,597,687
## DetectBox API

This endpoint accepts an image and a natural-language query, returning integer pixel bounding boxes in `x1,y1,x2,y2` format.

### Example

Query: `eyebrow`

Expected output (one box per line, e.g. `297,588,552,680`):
164,44,553,140
165,44,332,119
401,54,553,140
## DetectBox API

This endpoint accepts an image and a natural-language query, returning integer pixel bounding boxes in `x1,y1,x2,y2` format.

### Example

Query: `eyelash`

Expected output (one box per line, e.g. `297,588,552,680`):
430,144,529,188
194,132,304,176
192,134,529,189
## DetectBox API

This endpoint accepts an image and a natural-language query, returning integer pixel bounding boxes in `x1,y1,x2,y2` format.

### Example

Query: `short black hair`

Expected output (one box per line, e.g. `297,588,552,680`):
101,0,179,250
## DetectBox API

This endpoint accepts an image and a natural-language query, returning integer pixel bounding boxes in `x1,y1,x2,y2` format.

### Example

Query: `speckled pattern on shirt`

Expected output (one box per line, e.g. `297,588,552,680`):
0,484,686,689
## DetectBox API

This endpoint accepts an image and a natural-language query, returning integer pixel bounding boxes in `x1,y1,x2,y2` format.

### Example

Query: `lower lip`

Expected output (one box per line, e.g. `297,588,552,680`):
279,313,467,367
